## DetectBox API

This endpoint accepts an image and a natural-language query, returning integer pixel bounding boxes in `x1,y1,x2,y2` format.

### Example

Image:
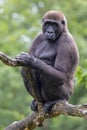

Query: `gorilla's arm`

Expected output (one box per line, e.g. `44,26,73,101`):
16,52,66,86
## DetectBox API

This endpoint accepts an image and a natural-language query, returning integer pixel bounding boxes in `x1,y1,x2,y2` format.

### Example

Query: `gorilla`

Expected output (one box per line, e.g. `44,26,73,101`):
16,11,79,112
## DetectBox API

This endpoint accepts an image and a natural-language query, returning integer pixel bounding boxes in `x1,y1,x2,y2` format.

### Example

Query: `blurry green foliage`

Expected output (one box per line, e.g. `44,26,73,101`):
0,0,87,129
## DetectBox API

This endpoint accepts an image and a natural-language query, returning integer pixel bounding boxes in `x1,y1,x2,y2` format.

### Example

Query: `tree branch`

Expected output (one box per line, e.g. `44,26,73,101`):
0,52,87,130
4,101,87,130
0,51,26,67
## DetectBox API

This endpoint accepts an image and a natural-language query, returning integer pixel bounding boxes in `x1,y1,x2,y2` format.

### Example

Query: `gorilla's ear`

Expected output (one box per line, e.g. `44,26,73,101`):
61,20,65,25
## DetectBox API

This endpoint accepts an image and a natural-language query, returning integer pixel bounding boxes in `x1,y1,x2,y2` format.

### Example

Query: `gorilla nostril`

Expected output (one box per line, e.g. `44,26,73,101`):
47,30,53,34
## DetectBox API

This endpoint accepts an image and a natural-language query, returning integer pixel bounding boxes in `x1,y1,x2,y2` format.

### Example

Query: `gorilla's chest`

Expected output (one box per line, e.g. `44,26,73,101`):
35,42,57,59
35,41,57,64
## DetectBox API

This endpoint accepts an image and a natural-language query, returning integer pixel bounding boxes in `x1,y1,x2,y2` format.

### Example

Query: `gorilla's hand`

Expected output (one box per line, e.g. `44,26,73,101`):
15,52,34,66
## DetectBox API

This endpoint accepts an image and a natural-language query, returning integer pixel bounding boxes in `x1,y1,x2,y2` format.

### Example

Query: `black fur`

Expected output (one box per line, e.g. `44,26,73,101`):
16,11,79,112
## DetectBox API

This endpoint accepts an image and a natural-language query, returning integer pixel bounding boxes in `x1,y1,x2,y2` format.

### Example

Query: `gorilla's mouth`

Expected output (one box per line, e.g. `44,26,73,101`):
45,33,56,41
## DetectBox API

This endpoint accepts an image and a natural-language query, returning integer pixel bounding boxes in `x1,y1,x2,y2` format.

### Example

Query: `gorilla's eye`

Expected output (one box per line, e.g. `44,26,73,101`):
53,24,58,29
61,20,65,25
45,23,49,28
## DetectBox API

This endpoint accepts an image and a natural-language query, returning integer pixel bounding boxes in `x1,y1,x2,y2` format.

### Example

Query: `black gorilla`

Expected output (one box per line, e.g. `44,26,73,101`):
16,11,79,112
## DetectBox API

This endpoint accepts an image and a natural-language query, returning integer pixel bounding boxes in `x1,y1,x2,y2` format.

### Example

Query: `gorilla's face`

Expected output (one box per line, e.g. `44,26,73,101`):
43,21,59,42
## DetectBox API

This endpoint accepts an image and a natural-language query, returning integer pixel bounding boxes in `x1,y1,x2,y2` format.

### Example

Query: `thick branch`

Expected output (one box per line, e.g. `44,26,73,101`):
4,101,87,130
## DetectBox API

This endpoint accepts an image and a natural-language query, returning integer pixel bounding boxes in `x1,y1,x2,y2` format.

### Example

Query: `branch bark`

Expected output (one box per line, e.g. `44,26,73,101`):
4,101,87,130
0,52,87,130
0,51,17,67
